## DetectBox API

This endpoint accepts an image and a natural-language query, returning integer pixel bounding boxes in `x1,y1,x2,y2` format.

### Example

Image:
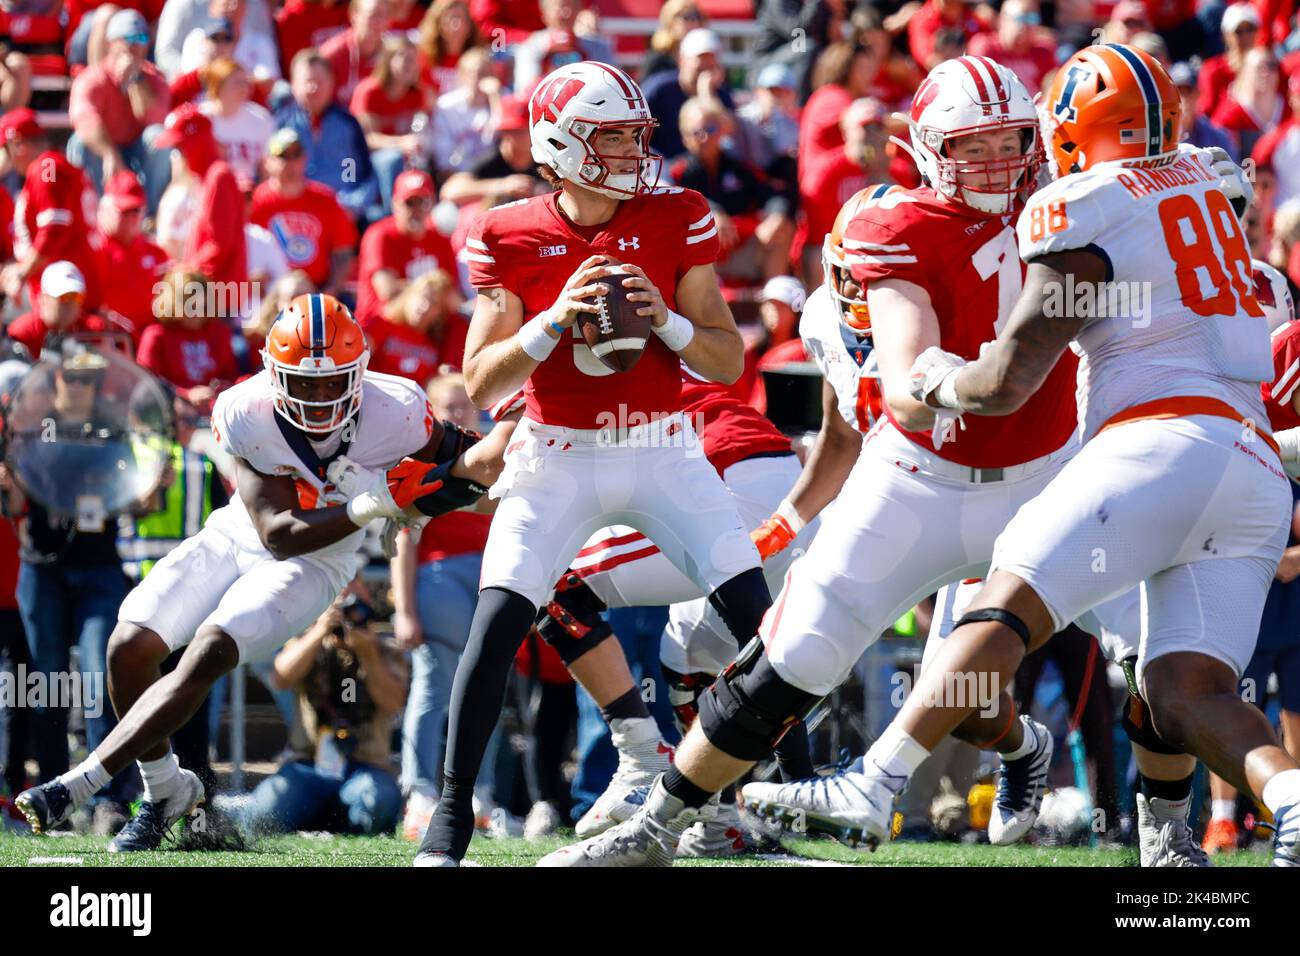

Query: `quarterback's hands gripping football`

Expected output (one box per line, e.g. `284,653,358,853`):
550,255,617,329
909,346,968,410
619,263,668,327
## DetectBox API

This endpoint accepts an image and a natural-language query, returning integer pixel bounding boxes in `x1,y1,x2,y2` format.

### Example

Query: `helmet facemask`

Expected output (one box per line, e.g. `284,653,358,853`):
264,353,368,436
822,236,873,333
933,124,1042,214
549,117,662,199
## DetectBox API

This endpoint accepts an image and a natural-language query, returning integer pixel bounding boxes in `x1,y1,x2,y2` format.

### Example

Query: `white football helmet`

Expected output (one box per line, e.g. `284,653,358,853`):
529,61,662,200
894,56,1042,214
1255,259,1296,333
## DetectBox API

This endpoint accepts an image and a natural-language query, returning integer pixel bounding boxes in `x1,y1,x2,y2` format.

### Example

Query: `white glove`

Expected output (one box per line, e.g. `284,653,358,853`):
326,456,379,498
1206,146,1254,217
380,507,431,558
327,456,403,526
909,346,968,410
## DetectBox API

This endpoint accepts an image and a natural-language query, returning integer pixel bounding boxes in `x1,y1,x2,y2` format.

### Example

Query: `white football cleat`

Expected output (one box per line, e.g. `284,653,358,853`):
575,717,674,838
402,791,437,842
742,767,897,849
676,794,750,858
523,800,563,841
538,778,696,867
987,716,1053,846
1136,794,1211,867
1271,800,1299,867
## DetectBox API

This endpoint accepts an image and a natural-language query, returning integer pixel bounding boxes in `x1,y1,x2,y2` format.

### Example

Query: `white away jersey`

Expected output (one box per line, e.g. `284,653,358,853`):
207,370,435,560
1018,143,1272,440
799,284,882,435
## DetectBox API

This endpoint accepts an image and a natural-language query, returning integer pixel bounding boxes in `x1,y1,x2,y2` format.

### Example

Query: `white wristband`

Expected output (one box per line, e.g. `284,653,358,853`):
933,367,965,412
775,499,805,534
1277,427,1300,463
517,310,561,362
346,493,384,527
653,309,695,352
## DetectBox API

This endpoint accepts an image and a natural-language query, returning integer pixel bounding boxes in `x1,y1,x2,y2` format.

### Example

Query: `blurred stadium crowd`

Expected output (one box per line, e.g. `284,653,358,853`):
0,0,1296,854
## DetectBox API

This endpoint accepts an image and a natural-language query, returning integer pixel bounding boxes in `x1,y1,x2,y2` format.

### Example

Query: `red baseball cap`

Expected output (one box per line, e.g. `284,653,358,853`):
154,103,214,150
393,169,435,203
497,95,530,132
105,170,147,210
0,107,43,144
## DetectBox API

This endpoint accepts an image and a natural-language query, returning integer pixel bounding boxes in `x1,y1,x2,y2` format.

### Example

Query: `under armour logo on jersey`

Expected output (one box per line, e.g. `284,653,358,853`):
1053,65,1089,122
618,236,640,251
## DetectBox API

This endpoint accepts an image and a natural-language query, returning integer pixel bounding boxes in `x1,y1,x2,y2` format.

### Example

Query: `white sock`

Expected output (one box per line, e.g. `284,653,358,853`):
863,724,930,793
1000,716,1036,761
1211,798,1236,822
138,752,180,803
56,754,112,808
609,716,659,749
1261,768,1300,817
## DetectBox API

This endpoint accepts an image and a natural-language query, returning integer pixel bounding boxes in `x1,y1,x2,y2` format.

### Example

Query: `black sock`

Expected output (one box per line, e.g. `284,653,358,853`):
1140,773,1193,802
773,721,815,781
662,765,713,809
421,587,536,858
600,685,650,723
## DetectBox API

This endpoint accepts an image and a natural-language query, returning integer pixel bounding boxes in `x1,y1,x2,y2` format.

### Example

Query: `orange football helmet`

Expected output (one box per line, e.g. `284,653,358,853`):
1041,44,1180,180
263,293,369,434
823,184,902,332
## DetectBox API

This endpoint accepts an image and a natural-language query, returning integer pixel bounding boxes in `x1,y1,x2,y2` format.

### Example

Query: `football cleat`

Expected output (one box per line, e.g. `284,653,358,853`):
1137,794,1211,867
742,766,898,850
575,717,674,838
412,850,459,868
108,769,205,853
987,716,1053,846
1200,817,1239,855
14,780,74,834
523,801,563,841
537,778,695,867
402,791,438,843
1271,801,1299,867
676,795,750,858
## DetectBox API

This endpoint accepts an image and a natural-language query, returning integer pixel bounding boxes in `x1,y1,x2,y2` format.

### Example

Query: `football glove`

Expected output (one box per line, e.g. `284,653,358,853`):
1206,146,1254,219
751,500,805,560
406,457,490,518
342,457,446,527
909,346,967,410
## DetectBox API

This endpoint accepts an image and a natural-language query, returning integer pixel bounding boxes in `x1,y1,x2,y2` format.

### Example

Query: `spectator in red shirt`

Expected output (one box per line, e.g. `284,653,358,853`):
0,183,13,264
416,0,486,94
352,34,434,212
250,128,358,295
93,172,172,345
967,0,1059,96
1255,72,1300,204
0,110,103,312
5,262,111,360
1213,46,1284,158
797,98,893,287
356,170,458,325
274,0,351,77
368,269,468,382
1099,0,1153,45
907,0,989,71
1200,3,1263,120
1146,0,1204,62
154,103,248,294
469,0,543,46
320,0,391,108
138,269,240,410
67,9,174,213
798,41,885,188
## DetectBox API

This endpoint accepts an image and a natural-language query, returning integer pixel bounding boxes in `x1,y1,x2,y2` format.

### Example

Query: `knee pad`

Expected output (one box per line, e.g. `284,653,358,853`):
661,663,714,735
1118,656,1185,756
697,637,823,761
534,572,613,666
708,567,772,644
953,607,1031,649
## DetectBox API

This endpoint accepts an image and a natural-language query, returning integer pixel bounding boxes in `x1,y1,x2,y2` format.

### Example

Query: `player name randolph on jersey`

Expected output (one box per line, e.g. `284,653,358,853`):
1042,273,1153,327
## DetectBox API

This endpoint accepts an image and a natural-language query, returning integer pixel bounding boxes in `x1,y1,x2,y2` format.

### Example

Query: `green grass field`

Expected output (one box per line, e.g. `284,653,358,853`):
0,829,1273,867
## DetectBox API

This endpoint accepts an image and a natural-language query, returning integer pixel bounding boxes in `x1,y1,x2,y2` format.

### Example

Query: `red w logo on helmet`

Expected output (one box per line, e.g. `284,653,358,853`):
531,76,585,125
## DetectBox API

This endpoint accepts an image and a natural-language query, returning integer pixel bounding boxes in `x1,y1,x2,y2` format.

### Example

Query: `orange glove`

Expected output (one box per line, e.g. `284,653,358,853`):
752,515,797,560
385,457,445,509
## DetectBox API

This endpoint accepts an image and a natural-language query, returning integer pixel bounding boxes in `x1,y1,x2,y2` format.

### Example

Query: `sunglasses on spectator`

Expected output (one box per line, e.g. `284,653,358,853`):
54,292,84,305
402,195,433,207
680,9,703,22
694,122,721,139
276,146,304,160
1014,12,1040,25
125,32,150,46
1235,23,1259,33
210,32,234,43
61,373,102,386
1122,17,1147,27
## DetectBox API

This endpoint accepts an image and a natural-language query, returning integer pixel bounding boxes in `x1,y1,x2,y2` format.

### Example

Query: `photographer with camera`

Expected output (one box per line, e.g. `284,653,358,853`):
228,594,409,836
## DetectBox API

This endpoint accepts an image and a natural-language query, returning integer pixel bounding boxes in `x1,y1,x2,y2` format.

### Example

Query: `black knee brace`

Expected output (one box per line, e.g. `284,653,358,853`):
697,637,823,761
1117,656,1185,756
953,607,1032,648
533,572,613,666
708,567,772,645
661,663,714,735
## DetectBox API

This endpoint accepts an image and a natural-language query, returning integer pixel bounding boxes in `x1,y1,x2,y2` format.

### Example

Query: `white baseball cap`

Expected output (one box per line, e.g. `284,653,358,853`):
761,275,806,312
40,261,86,298
679,28,722,59
1221,2,1261,33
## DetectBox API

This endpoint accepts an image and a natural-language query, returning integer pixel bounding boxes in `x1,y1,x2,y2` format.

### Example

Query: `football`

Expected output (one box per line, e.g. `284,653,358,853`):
576,267,652,373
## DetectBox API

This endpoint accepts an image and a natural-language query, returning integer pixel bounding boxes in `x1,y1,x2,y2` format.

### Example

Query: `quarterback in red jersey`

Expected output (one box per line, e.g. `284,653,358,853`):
546,56,1078,867
415,61,777,867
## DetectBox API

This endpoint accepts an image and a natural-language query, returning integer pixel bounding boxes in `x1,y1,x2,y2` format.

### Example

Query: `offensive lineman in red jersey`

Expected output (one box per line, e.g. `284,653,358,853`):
544,56,1083,866
414,61,778,867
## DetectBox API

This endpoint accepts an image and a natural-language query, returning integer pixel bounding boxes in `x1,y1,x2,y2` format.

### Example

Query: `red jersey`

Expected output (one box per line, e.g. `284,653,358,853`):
186,160,247,288
846,187,1077,467
1264,320,1300,431
416,510,492,562
6,311,112,359
364,313,470,384
92,232,170,343
0,183,13,262
466,189,721,428
681,372,793,477
14,150,101,310
798,150,872,261
137,321,240,394
356,216,458,325
350,76,427,135
274,0,352,78
251,181,358,287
